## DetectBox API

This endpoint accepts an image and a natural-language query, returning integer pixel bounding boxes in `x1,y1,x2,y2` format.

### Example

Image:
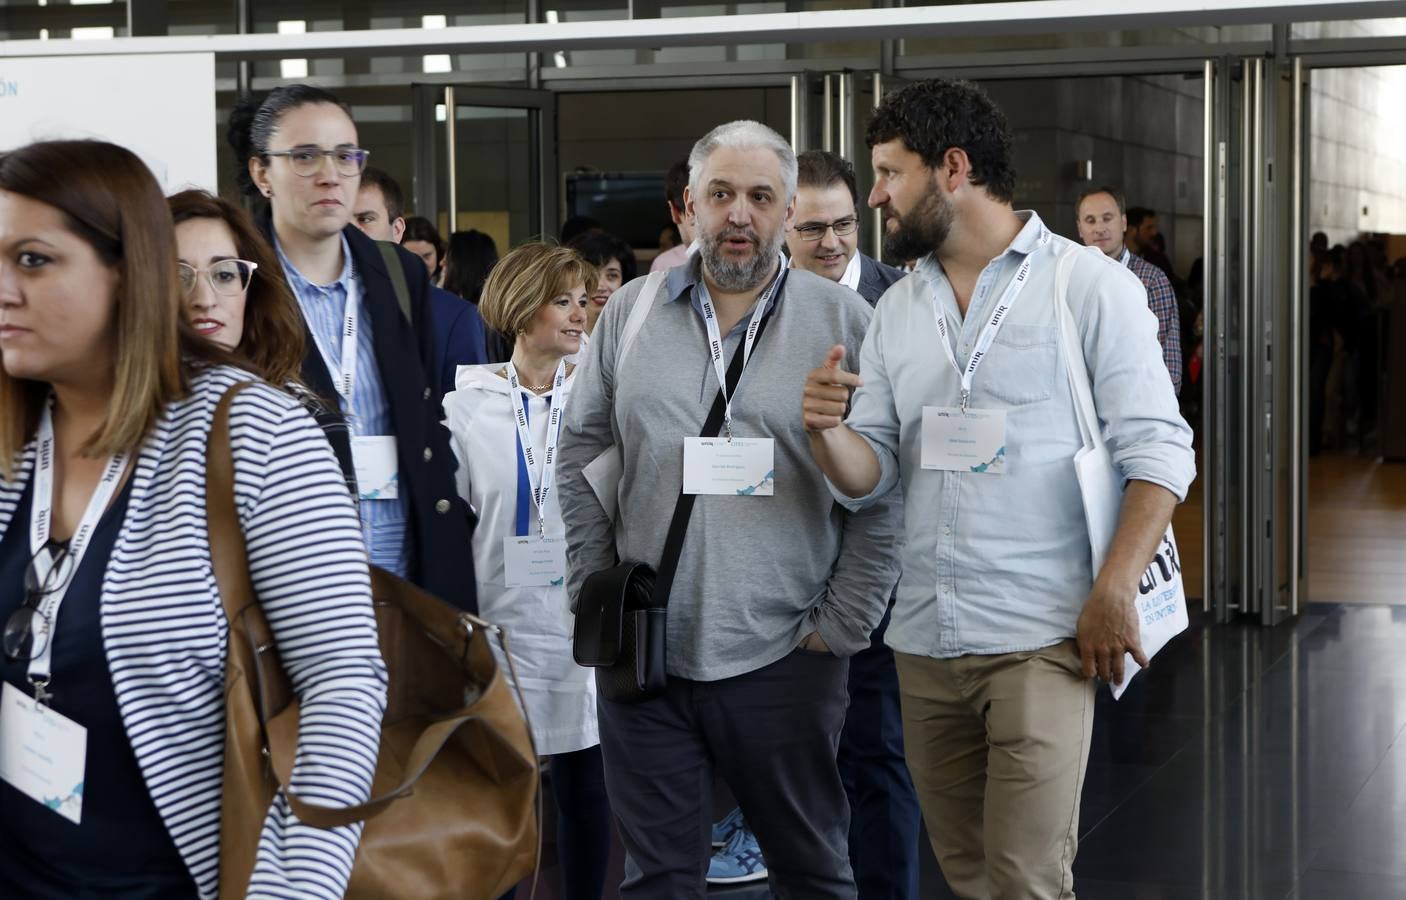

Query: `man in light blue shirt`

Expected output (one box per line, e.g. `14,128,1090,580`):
802,79,1195,898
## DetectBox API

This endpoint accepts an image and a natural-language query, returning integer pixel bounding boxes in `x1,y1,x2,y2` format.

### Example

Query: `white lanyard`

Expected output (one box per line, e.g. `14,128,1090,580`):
309,290,359,412
27,404,127,702
696,262,785,439
931,232,1050,411
506,360,567,538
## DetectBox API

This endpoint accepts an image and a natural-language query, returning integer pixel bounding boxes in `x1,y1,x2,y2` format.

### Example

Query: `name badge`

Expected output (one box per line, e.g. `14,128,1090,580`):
682,437,775,496
503,536,568,588
921,407,1008,475
0,682,86,824
352,435,400,501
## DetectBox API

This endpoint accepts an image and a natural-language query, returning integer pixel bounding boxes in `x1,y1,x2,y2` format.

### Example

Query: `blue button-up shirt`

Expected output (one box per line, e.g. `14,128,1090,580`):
276,234,409,576
837,212,1195,659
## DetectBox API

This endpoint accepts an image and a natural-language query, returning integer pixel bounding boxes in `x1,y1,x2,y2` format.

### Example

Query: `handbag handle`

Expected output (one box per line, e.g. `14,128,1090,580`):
651,270,785,609
206,383,535,830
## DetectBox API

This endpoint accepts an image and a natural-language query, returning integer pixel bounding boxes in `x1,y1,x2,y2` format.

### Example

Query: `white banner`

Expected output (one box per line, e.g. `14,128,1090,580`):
0,53,217,193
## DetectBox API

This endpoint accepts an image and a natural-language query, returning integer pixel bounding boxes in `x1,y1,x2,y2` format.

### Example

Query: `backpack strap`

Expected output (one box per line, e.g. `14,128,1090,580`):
378,241,414,326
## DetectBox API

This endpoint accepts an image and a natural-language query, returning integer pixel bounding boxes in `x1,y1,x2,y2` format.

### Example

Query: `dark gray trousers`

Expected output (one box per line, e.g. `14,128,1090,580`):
598,647,855,900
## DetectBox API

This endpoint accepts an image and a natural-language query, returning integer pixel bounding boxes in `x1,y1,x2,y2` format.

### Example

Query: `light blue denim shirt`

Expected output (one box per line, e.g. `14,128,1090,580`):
837,211,1195,659
275,233,409,577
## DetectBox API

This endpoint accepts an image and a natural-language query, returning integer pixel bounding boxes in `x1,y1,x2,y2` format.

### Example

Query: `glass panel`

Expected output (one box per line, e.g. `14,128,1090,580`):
902,25,1272,57
1293,17,1406,40
0,0,128,39
451,105,535,250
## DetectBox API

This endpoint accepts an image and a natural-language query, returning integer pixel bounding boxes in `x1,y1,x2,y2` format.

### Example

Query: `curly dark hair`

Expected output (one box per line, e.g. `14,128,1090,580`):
865,79,1016,203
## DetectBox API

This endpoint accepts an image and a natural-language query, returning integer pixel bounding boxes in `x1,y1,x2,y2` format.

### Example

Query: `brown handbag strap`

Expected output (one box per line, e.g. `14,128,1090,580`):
208,384,544,836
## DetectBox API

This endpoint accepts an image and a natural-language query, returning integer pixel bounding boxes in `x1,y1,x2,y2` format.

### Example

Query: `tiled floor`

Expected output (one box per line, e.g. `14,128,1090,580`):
529,603,1406,899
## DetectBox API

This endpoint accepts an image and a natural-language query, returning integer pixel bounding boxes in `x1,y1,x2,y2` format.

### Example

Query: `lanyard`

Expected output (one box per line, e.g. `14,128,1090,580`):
27,404,127,702
307,290,359,414
506,360,567,538
931,231,1050,411
696,262,786,439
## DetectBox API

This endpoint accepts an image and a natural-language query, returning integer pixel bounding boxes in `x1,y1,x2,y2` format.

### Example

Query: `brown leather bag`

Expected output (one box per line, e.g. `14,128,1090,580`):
207,383,540,899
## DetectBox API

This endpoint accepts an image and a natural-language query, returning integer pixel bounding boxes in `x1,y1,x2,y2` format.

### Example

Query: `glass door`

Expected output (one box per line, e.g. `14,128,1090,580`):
412,84,558,254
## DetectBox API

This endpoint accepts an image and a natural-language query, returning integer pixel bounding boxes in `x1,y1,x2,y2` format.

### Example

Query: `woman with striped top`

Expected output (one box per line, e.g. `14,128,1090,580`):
0,140,386,898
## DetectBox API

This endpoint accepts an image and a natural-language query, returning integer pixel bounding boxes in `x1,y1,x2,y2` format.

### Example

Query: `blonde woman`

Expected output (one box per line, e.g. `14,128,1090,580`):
442,243,609,900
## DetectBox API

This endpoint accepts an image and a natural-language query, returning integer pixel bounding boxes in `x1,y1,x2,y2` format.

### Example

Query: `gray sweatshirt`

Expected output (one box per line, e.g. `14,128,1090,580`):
558,258,904,681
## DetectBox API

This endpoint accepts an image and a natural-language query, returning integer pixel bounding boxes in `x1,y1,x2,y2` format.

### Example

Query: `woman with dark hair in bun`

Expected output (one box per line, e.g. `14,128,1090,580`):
227,85,478,612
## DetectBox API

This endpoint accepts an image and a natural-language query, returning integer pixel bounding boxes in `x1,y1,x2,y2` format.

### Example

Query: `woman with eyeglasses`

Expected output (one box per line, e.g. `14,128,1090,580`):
0,139,385,898
442,243,610,900
168,189,356,491
228,84,479,613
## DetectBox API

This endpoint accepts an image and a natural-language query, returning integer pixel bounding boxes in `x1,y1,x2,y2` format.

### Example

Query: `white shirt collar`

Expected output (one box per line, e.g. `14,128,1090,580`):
839,251,863,291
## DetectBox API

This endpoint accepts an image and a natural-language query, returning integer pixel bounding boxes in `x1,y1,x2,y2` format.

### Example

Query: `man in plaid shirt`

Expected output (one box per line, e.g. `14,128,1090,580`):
1075,186,1183,395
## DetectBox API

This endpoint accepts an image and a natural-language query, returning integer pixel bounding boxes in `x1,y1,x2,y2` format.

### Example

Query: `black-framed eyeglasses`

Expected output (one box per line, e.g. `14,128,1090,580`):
3,543,73,663
792,217,859,242
265,147,370,178
178,260,258,298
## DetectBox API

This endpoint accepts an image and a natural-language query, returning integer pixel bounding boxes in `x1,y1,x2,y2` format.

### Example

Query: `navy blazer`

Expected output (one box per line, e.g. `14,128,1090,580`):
856,253,908,307
430,285,489,398
258,212,478,612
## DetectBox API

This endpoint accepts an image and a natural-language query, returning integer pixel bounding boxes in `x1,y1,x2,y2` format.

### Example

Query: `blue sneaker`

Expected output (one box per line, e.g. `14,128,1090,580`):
706,825,768,885
710,806,746,848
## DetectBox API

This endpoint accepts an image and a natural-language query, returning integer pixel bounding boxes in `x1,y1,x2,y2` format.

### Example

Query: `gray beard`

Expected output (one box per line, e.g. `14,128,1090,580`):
701,228,785,293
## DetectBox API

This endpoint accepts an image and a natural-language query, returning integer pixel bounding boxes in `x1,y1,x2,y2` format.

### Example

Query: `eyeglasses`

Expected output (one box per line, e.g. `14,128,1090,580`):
793,217,858,242
3,544,73,663
265,147,371,178
178,260,258,298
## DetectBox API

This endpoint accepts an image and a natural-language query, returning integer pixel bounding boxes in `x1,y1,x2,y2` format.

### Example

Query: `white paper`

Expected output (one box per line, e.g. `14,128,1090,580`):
583,447,623,523
683,437,775,496
920,407,1007,474
0,682,87,824
503,536,568,588
352,435,399,501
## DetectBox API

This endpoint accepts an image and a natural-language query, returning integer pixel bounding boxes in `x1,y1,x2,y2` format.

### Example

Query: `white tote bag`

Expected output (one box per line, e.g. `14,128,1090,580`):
1053,246,1188,700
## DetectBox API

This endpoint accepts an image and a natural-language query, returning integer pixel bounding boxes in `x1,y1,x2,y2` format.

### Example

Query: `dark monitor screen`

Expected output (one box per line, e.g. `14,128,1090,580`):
565,172,669,249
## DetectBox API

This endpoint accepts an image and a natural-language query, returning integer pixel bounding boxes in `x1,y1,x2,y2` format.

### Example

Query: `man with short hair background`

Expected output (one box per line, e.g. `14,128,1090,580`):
784,148,921,900
650,159,698,272
786,149,907,306
1076,185,1182,394
559,120,902,899
354,167,488,396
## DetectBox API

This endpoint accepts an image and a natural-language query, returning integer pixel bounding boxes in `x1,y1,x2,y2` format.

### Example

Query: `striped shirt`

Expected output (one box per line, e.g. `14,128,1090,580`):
275,234,410,575
0,367,387,899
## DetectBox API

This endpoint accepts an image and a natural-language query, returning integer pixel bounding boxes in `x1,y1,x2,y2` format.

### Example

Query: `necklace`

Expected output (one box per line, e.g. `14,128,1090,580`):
502,366,553,392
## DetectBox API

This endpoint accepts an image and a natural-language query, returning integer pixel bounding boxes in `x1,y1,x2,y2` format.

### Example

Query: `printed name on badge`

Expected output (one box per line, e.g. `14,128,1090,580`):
503,536,568,588
682,437,776,496
0,682,87,824
920,407,1008,474
352,435,400,500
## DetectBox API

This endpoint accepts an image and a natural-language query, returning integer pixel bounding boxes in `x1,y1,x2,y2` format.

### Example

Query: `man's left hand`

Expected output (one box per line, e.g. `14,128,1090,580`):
800,631,833,654
1075,582,1148,683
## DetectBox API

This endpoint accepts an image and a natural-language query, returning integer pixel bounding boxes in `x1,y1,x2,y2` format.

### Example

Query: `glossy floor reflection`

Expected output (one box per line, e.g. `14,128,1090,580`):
1063,603,1406,900
529,604,1406,899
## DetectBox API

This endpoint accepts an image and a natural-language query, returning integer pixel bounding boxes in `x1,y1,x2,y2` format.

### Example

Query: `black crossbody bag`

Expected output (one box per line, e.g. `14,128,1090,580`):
573,300,778,703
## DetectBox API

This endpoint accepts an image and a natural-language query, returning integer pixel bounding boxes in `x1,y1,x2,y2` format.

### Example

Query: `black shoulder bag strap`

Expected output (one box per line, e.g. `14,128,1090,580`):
651,269,786,609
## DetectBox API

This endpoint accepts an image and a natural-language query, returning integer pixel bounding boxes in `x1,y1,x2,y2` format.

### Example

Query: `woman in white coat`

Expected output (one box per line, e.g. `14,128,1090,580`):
443,242,609,900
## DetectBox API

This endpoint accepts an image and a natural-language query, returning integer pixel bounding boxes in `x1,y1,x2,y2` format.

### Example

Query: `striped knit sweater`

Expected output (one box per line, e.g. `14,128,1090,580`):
0,366,387,899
